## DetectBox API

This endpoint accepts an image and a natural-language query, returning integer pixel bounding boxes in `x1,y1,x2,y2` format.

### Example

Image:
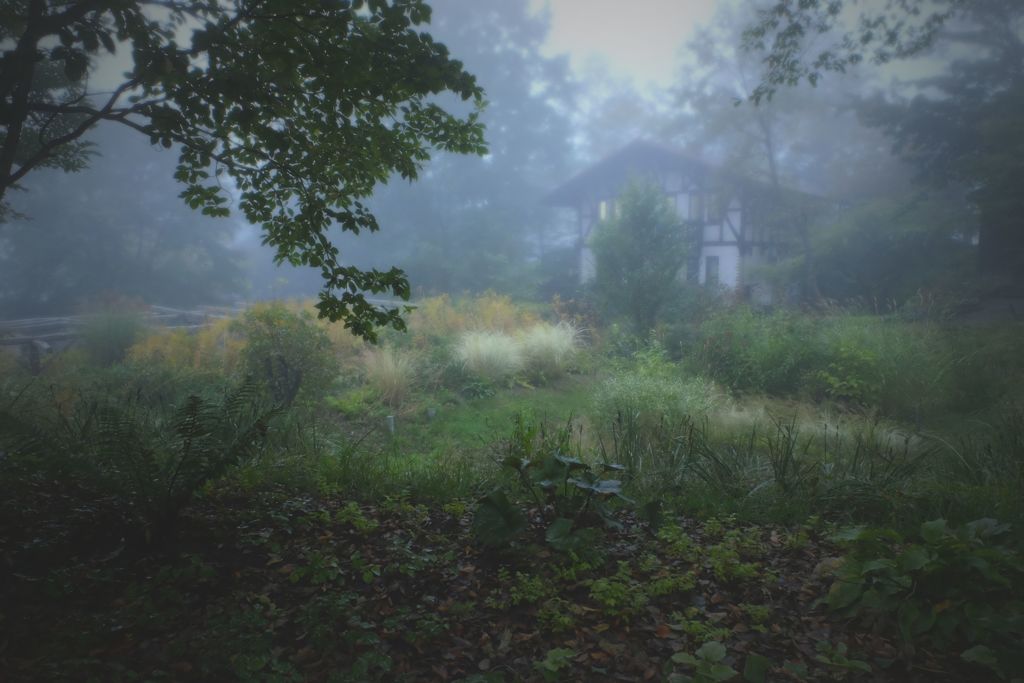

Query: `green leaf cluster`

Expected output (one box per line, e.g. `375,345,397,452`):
827,518,1024,679
669,641,738,683
1,0,488,338
590,179,692,335
0,379,279,537
471,416,630,550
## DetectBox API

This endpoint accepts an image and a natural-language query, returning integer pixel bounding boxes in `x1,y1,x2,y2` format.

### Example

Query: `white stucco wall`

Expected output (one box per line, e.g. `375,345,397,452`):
699,244,741,289
725,201,741,238
580,245,597,283
578,189,747,292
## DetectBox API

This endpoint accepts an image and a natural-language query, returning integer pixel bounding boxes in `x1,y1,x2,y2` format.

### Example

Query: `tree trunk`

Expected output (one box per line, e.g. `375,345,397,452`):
978,211,1024,294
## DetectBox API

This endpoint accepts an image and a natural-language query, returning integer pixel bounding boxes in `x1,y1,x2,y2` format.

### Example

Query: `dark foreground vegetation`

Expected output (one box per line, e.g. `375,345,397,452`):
2,296,1022,682
2,0,1023,680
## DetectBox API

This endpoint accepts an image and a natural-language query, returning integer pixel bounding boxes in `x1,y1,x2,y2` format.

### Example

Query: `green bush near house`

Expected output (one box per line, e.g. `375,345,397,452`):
690,306,1021,422
694,306,819,396
233,303,338,408
590,180,691,335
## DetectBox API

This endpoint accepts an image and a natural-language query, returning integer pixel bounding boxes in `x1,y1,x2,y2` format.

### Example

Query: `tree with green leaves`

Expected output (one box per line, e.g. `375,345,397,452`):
0,126,244,317
743,0,1024,290
0,0,486,339
362,0,577,299
741,0,964,105
590,180,690,335
668,2,914,305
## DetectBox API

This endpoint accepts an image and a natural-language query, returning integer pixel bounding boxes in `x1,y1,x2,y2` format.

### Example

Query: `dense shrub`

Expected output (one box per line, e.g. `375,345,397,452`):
80,309,146,366
288,300,368,360
827,518,1024,679
808,316,952,419
694,306,819,396
590,180,690,335
0,348,23,379
233,304,337,408
692,307,1018,422
0,374,277,539
942,324,1024,415
651,285,722,360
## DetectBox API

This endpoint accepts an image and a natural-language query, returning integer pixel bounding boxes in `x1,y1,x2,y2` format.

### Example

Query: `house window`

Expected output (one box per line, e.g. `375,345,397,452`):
706,194,721,223
705,256,720,287
599,200,610,221
688,193,704,222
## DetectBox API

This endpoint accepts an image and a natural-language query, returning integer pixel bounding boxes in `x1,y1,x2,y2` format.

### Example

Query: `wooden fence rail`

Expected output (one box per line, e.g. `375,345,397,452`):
0,299,407,368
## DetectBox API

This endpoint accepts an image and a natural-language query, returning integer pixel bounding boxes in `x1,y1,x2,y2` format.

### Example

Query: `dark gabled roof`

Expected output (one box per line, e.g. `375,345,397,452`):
543,139,828,209
542,139,714,207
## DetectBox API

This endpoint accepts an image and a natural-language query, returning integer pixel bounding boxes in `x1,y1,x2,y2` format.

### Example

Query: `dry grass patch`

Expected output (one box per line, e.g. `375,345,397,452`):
519,322,578,380
361,346,417,408
456,330,523,382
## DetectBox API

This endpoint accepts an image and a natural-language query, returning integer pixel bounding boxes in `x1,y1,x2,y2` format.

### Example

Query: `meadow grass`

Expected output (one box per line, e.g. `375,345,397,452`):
360,346,417,408
455,330,523,382
518,322,578,381
6,295,1023,541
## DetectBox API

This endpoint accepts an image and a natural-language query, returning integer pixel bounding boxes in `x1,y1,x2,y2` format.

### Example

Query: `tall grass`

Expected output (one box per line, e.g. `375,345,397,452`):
592,372,718,431
519,322,578,380
405,292,539,342
594,401,1024,534
456,330,523,381
361,346,417,408
692,306,1022,422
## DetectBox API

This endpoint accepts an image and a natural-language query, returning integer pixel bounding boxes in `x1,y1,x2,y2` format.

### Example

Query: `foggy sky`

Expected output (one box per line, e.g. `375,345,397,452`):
531,0,718,90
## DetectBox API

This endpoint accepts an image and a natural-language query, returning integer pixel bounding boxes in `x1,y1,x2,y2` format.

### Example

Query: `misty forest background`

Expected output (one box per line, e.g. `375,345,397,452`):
5,0,1019,314
2,1,1024,682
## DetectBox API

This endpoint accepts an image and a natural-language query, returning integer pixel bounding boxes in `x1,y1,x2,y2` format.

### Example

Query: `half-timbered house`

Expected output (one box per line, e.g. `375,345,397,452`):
543,140,812,303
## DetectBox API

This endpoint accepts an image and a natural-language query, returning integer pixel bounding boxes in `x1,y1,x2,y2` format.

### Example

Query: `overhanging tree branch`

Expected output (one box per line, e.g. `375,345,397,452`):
0,0,487,340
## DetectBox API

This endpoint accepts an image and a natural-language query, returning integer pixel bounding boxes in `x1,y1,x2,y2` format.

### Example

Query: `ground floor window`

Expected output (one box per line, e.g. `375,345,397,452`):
705,255,720,286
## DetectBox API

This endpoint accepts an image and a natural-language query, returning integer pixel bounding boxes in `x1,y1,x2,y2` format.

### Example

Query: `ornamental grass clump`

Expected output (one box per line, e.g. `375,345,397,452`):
456,330,523,382
361,346,417,408
592,372,718,432
519,322,578,381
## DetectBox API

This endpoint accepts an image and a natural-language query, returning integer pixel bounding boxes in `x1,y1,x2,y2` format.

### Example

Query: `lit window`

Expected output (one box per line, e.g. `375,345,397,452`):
599,200,609,221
